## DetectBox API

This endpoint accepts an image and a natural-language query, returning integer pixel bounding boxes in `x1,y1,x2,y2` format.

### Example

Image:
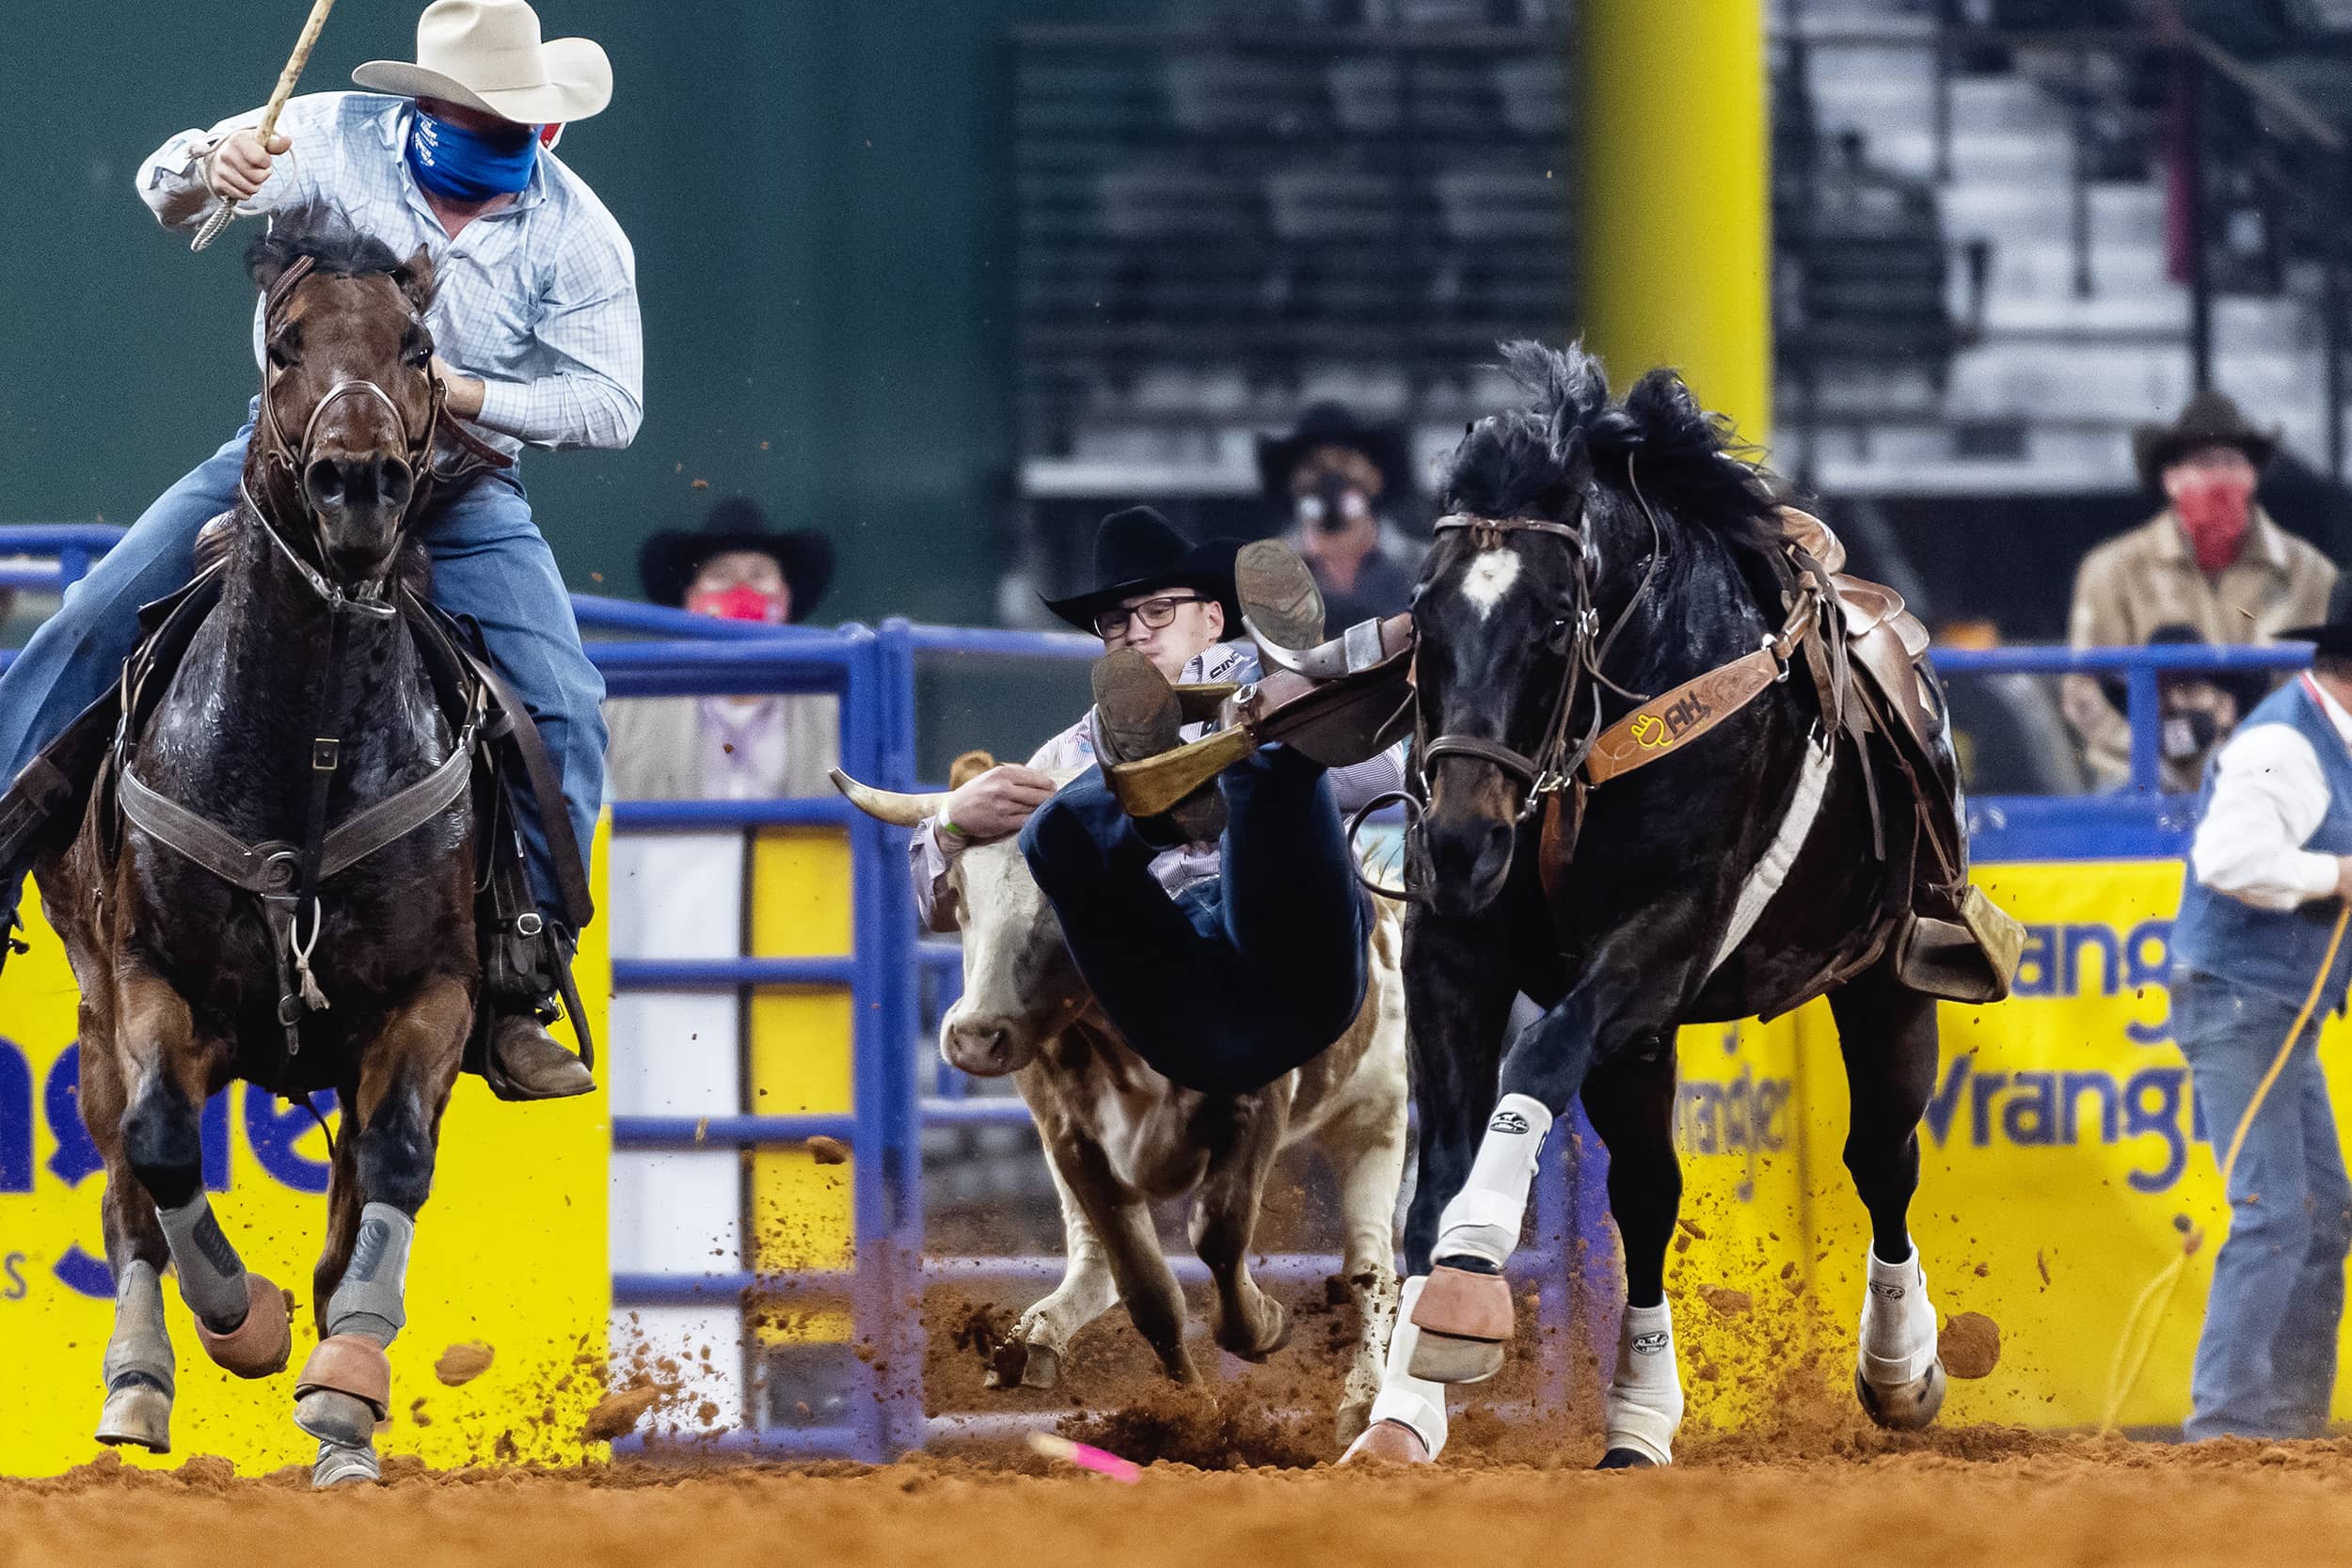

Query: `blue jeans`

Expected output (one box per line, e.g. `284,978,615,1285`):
0,424,607,922
2175,968,2352,1440
1018,745,1369,1096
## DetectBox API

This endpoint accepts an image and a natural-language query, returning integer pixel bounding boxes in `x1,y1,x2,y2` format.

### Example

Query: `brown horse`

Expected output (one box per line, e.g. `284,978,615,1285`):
40,224,478,1487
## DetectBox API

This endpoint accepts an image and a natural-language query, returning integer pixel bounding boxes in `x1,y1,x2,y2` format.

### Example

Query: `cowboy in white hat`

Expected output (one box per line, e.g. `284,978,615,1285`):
0,1,637,1101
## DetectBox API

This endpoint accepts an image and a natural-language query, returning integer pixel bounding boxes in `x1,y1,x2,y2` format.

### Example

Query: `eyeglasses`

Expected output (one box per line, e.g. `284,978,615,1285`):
1092,594,1207,640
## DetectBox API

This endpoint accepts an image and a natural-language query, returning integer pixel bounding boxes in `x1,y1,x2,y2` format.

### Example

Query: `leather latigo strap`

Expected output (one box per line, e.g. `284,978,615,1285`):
1584,645,1787,785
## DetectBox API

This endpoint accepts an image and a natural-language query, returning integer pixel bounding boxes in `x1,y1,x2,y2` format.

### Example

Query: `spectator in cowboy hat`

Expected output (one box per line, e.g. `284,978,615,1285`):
1257,403,1422,631
2062,388,2336,786
603,497,840,800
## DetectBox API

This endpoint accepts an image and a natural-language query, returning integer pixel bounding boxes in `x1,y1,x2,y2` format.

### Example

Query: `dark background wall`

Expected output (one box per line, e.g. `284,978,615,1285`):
0,0,1149,627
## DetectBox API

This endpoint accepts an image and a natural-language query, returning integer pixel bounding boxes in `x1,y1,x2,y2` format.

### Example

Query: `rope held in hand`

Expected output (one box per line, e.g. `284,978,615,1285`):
2097,902,2352,1434
189,0,340,253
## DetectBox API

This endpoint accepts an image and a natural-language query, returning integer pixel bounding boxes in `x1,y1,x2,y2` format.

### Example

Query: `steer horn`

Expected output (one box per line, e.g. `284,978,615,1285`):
828,768,946,828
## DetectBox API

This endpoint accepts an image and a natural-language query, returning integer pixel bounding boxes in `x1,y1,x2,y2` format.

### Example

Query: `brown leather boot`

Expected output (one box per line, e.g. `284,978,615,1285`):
487,1012,596,1101
1091,649,1227,843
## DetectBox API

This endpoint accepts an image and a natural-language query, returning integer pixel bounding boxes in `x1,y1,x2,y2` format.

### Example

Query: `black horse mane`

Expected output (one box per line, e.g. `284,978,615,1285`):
1438,341,1782,552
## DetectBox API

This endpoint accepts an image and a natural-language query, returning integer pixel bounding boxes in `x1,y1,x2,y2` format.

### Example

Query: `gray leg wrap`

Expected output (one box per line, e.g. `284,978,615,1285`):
154,1194,249,1332
103,1259,175,1396
325,1202,414,1345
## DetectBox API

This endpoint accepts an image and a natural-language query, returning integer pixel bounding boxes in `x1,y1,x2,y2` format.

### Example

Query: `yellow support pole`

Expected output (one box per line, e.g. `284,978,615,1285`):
1580,0,1772,449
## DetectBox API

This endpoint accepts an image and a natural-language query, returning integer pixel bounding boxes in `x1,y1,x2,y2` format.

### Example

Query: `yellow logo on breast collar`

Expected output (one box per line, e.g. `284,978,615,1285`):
1629,712,1668,749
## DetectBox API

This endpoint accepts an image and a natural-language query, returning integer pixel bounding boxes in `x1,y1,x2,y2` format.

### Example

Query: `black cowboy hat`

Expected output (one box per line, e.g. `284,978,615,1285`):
2280,575,2352,657
1041,507,1243,634
2131,388,2281,495
638,496,835,618
1254,402,1416,502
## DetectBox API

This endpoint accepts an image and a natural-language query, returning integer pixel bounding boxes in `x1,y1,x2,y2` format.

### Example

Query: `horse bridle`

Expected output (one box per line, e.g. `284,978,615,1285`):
1417,456,1667,823
250,252,446,603
1348,457,1668,901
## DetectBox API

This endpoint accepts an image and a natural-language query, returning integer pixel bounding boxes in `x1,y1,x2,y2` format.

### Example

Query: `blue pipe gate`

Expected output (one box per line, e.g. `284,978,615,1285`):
0,522,2289,1459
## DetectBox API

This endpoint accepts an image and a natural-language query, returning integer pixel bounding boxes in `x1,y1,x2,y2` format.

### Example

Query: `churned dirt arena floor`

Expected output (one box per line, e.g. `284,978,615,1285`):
11,1435,2352,1568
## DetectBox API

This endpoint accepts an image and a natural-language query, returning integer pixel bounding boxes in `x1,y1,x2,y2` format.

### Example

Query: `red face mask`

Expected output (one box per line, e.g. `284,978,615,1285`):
689,584,787,625
2173,472,2254,575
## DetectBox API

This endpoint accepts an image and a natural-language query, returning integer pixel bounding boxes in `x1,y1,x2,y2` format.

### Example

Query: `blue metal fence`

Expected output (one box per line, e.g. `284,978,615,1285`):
0,521,2294,1458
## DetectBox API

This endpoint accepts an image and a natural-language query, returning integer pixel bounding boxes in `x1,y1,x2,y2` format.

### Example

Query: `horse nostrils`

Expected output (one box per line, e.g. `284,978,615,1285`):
1425,815,1515,911
305,455,413,515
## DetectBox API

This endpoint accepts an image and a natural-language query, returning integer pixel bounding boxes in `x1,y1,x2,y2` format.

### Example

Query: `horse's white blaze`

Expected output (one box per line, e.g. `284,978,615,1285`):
1457,548,1521,619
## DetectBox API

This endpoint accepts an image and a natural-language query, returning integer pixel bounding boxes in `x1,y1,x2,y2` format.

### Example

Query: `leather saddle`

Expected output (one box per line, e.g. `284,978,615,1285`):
1776,508,2023,1005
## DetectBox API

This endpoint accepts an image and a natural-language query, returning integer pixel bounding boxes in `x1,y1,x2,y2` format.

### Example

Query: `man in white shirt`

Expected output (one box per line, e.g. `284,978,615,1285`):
912,509,1407,1094
2170,579,2352,1439
0,1,635,1099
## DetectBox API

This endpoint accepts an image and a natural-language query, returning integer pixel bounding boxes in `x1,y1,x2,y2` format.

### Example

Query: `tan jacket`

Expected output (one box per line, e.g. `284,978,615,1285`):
602,694,841,801
2062,507,2336,784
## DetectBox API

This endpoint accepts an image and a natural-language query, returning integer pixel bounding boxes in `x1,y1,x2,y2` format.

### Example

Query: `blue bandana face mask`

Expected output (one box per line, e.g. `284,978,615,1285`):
405,107,540,203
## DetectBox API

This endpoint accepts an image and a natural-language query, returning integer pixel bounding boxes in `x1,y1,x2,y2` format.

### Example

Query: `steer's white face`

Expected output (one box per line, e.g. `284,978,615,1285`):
937,775,1093,1077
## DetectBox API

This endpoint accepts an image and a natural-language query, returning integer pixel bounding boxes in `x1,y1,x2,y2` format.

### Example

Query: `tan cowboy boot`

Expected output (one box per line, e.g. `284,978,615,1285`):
488,1012,596,1101
1091,649,1228,843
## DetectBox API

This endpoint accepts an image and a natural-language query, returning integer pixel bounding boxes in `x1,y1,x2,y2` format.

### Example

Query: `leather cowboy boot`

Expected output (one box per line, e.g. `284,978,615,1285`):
1104,544,1416,819
1090,648,1228,843
487,1006,596,1101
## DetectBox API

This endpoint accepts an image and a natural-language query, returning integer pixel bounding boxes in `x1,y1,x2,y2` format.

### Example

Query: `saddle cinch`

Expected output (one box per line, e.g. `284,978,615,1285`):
0,533,596,1100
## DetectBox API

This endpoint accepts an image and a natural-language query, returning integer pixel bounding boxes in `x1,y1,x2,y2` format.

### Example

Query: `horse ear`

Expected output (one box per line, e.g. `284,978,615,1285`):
392,246,437,314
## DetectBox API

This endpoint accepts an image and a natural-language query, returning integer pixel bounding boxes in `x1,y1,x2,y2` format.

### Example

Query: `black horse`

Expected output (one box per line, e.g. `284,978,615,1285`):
40,227,480,1487
1347,343,1971,1467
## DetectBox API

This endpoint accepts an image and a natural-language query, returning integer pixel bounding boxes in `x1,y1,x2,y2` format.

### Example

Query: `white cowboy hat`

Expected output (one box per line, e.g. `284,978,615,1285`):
353,0,612,124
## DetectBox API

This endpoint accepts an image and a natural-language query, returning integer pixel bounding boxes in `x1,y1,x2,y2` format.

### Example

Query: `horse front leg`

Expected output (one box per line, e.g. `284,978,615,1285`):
1339,906,1515,1465
79,998,179,1453
115,967,292,1385
294,974,470,1487
1827,953,1948,1430
1580,1050,1687,1468
1409,924,1704,1390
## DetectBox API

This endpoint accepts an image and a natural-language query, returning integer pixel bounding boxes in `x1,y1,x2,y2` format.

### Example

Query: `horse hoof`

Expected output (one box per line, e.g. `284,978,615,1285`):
96,1382,173,1453
295,1389,380,1449
1596,1447,1660,1470
1854,1359,1947,1432
1338,1419,1433,1466
985,1340,1061,1391
1218,1299,1291,1364
1405,1264,1511,1385
296,1335,392,1421
192,1274,292,1379
311,1439,382,1489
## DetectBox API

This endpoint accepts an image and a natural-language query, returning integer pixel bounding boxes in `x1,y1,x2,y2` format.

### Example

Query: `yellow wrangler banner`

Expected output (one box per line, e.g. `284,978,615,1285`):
0,824,610,1476
1665,860,2280,1431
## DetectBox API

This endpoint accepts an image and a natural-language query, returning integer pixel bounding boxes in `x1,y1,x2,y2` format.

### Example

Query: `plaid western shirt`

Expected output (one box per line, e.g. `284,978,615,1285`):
137,91,643,457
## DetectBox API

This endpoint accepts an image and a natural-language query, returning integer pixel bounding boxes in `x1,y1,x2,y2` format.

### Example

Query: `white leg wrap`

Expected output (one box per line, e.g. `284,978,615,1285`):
325,1203,415,1346
1604,1300,1685,1465
1434,1094,1553,1269
1366,1275,1449,1459
1858,1241,1940,1386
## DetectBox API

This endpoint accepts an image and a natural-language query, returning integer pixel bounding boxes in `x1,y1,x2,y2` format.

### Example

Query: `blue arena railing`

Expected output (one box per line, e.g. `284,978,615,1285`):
0,519,2318,1457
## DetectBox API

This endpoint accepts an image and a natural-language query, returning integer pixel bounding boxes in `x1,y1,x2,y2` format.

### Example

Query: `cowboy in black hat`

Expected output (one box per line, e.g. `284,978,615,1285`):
2063,388,2338,785
1258,403,1422,630
604,497,839,800
2171,574,2352,1441
904,508,1410,1095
